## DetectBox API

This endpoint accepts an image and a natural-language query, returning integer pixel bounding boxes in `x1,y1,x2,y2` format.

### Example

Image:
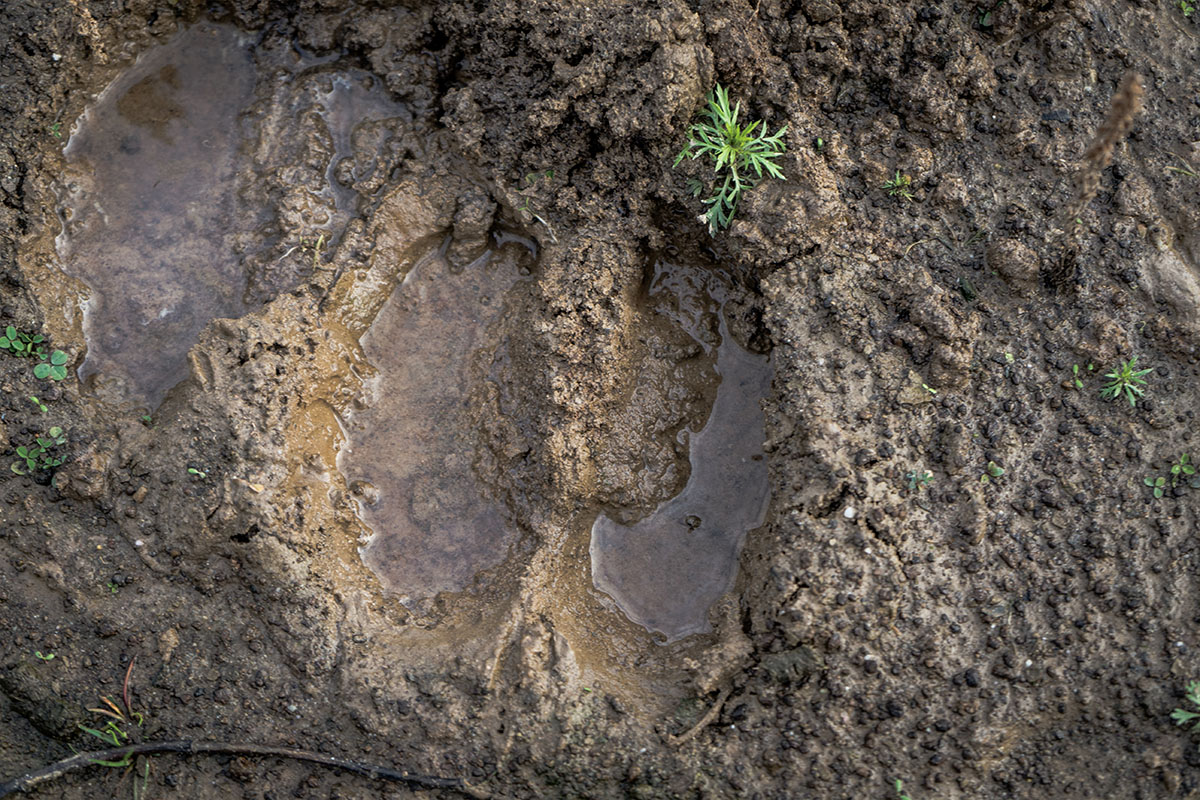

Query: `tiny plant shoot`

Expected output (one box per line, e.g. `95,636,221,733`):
1100,356,1151,407
884,170,915,200
1172,680,1200,750
11,427,67,475
34,349,69,381
674,84,787,235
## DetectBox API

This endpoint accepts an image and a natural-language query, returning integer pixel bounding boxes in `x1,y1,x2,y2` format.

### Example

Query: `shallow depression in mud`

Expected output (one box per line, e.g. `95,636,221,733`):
51,20,409,408
590,314,771,642
338,244,531,609
55,22,256,406
39,14,775,653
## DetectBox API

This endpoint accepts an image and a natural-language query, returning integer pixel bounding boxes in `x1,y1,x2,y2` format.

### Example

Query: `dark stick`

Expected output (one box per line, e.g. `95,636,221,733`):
0,740,489,799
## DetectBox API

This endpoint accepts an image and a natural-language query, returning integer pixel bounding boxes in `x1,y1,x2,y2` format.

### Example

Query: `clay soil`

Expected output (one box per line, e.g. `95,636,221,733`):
3,0,1200,798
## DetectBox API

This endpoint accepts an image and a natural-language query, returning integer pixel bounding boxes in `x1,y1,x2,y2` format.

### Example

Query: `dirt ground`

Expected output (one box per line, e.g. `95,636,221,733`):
3,0,1200,798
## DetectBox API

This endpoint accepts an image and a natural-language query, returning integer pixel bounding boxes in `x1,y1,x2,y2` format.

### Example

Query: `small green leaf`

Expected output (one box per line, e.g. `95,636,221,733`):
49,365,67,381
33,363,51,379
50,350,68,366
1144,477,1156,487
11,463,25,475
1172,708,1200,725
5,326,15,339
48,427,62,437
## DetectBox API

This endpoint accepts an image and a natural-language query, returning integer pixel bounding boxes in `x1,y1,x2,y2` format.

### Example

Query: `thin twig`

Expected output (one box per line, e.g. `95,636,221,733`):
666,686,732,747
0,740,489,799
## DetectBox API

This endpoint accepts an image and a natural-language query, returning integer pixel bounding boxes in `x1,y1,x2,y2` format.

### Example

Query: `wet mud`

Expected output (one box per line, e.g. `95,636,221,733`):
3,1,1200,799
45,19,412,408
56,22,255,406
342,243,529,608
591,312,771,642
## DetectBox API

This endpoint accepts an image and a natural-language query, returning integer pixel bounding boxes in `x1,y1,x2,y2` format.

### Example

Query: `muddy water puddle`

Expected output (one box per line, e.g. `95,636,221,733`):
591,315,771,642
54,22,256,406
49,21,408,407
588,265,772,642
338,244,530,610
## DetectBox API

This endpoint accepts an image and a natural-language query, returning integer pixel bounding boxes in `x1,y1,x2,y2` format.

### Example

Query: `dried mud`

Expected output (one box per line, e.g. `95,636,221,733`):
2,0,1200,798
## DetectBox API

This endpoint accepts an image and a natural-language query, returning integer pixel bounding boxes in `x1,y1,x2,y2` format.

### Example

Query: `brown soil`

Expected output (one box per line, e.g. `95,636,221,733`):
3,0,1200,798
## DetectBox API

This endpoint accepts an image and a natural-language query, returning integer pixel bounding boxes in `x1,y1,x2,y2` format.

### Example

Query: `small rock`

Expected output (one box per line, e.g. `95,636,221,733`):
987,239,1040,292
53,439,112,501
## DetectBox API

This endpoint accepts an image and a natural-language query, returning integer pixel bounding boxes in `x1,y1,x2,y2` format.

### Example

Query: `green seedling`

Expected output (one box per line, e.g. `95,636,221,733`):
1182,0,1195,16
673,84,788,234
187,467,207,479
307,232,325,272
894,778,915,800
1171,454,1197,486
34,651,55,661
814,137,825,152
906,470,933,491
884,170,915,201
1173,680,1200,749
49,122,63,139
1070,363,1094,389
1144,474,1167,499
1147,454,1199,497
1100,357,1152,407
11,427,67,475
78,659,150,797
921,383,938,395
0,325,46,358
28,396,47,413
525,169,554,186
980,461,1005,484
106,581,120,595
33,350,69,381
140,414,153,425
